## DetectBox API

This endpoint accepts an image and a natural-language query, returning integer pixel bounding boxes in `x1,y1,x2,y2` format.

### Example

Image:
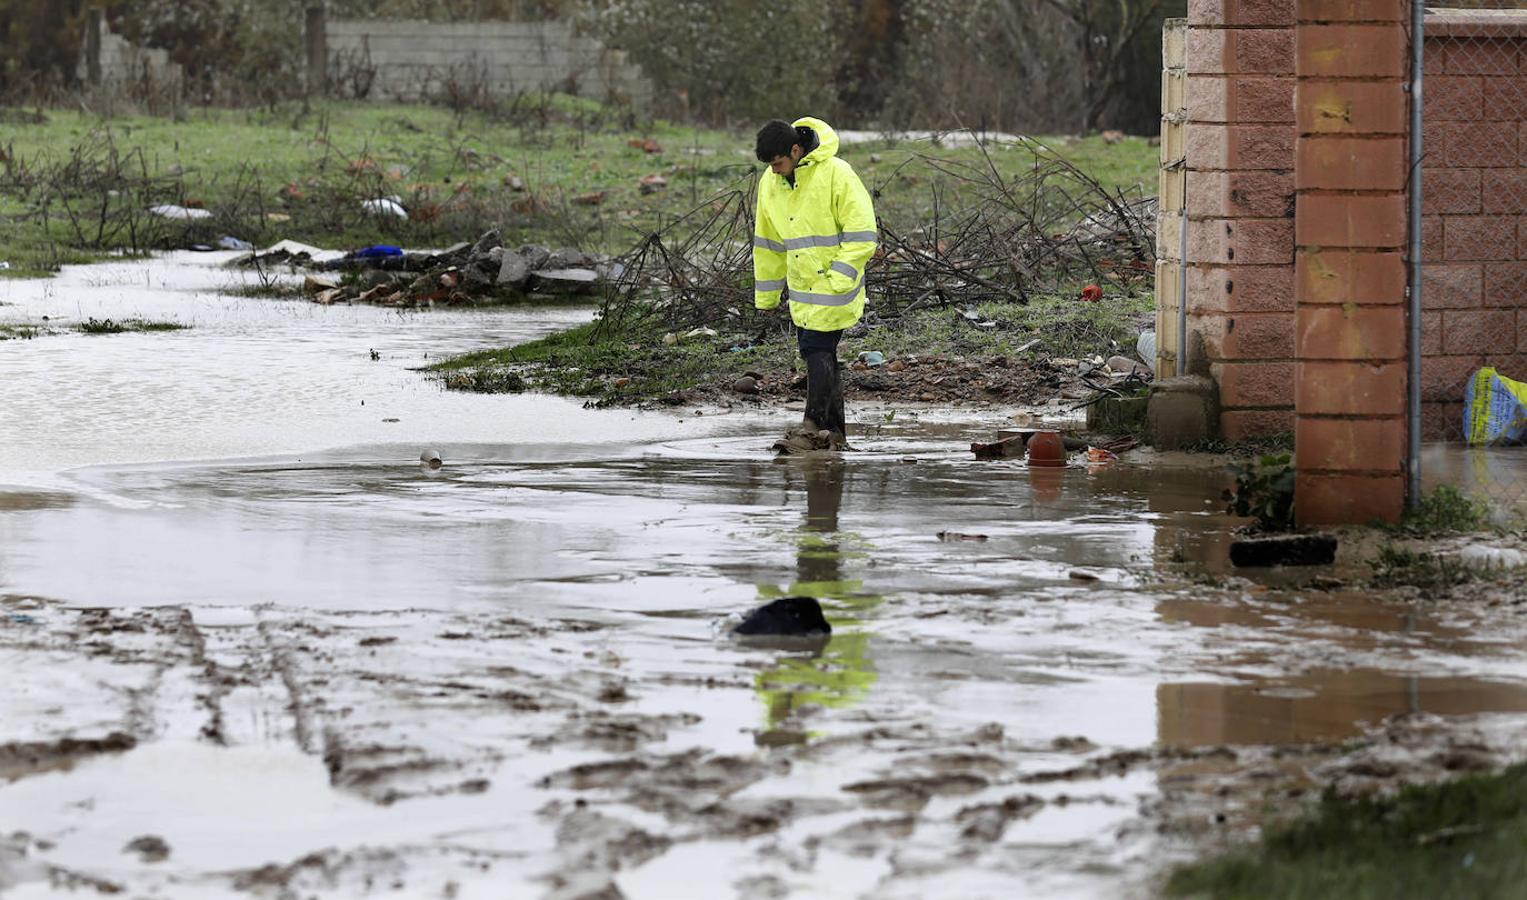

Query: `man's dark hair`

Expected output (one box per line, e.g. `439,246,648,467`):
755,120,799,163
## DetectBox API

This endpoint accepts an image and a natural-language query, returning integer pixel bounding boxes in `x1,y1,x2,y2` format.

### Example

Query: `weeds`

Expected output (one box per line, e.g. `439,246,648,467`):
1396,485,1492,536
0,324,47,340
1223,454,1296,533
78,318,188,335
1166,763,1527,899
1369,545,1481,591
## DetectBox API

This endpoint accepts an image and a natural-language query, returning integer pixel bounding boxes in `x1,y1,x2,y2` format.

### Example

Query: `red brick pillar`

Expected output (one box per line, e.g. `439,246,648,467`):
1292,0,1409,525
1185,0,1298,440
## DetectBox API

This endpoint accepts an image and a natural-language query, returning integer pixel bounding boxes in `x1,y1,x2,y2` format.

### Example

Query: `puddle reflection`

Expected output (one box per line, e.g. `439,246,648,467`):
1158,671,1527,748
754,458,881,737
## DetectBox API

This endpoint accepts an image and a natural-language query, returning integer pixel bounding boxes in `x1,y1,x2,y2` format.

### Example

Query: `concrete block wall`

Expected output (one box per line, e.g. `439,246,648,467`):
326,20,653,109
1185,0,1300,441
77,19,183,88
1418,12,1527,440
1155,19,1188,379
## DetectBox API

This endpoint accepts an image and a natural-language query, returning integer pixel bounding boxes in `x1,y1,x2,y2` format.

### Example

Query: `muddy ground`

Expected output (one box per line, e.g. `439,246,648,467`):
3,255,1527,899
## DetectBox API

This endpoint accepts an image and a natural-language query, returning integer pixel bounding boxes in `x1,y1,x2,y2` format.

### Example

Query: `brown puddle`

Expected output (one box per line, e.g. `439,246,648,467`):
1158,671,1527,748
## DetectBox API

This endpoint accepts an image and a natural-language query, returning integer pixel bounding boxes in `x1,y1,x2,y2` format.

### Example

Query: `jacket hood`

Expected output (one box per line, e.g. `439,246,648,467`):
792,116,839,165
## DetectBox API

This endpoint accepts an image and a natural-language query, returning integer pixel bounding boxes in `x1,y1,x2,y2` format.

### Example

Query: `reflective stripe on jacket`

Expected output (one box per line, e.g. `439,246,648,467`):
753,116,877,333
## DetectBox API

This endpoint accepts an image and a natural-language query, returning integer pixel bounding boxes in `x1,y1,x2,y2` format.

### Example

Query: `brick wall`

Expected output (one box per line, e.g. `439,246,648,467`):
1184,0,1300,441
326,20,653,110
1419,12,1527,439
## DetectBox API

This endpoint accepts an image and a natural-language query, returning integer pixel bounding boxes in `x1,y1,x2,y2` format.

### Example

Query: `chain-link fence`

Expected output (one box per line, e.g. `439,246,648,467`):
1415,1,1527,515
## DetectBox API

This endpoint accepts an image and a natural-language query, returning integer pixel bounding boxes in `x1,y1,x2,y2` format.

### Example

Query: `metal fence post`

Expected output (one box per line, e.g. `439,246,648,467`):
1406,0,1424,509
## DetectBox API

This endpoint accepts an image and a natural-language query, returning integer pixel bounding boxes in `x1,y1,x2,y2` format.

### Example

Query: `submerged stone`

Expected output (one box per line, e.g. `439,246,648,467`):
733,596,831,638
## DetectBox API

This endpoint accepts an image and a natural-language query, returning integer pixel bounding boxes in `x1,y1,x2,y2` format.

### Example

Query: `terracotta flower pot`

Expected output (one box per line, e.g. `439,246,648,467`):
1026,431,1068,467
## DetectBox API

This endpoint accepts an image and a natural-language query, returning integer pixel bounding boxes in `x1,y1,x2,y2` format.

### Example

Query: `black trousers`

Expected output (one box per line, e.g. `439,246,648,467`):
797,327,845,436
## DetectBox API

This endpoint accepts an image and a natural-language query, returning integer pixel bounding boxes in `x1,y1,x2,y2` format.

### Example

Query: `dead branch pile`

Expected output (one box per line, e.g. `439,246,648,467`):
592,143,1155,341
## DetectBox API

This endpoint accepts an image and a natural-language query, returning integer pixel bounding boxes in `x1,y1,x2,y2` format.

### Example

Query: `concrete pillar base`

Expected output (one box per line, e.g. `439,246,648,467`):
1149,376,1221,450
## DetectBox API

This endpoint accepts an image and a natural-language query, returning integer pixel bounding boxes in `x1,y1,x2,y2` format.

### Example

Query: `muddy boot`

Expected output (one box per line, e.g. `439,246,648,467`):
772,419,832,454
827,430,856,452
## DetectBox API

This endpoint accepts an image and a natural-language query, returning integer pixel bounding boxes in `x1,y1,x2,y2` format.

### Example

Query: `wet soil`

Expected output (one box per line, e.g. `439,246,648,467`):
2,256,1527,899
666,354,1068,410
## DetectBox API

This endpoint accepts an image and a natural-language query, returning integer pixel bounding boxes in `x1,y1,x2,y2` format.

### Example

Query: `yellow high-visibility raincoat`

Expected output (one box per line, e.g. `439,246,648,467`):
753,116,878,333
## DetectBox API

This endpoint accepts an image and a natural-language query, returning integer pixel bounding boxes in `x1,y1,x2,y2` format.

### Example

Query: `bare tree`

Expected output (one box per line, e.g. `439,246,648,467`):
1008,0,1166,132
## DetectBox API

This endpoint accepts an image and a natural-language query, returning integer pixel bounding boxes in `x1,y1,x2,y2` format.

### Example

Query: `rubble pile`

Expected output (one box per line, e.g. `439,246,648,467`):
242,230,616,308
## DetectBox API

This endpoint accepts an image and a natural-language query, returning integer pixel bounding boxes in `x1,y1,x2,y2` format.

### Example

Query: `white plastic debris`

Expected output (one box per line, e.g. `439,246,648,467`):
362,198,408,219
149,204,213,220
217,235,253,251
1137,331,1157,367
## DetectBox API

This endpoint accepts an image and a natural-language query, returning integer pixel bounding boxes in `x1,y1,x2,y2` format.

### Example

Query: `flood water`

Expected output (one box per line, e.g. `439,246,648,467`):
2,256,1526,899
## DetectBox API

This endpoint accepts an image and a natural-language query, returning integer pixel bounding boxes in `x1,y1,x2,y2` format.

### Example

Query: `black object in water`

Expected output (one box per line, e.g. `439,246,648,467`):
733,596,832,638
1230,533,1338,567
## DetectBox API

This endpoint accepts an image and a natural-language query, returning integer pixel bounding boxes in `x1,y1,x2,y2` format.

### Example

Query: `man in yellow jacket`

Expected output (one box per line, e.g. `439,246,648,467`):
753,117,877,453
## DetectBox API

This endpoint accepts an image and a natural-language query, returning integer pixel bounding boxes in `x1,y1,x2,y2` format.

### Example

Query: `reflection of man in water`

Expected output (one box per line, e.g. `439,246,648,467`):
754,458,879,736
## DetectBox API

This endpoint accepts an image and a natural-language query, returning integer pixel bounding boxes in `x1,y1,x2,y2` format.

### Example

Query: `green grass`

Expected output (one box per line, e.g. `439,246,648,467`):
433,320,797,399
0,323,49,340
1,100,1157,278
1165,763,1527,899
77,318,189,334
1368,544,1483,591
432,287,1154,401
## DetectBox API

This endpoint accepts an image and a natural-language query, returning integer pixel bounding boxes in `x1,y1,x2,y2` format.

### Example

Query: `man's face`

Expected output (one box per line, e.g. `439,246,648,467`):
769,144,804,177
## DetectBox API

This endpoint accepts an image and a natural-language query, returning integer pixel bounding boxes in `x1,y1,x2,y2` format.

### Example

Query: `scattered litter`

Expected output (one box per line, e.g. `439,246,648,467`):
420,450,442,469
971,435,1027,460
0,261,11,270
6,613,37,625
1105,355,1150,378
1068,570,1100,582
1466,367,1527,446
1079,284,1102,302
957,308,997,329
1136,331,1156,367
628,138,663,154
639,174,668,194
938,531,989,542
353,245,404,260
216,235,253,251
238,239,346,266
382,417,400,423
1015,338,1042,353
1085,447,1118,464
361,198,408,219
1026,431,1069,467
857,350,886,367
149,204,212,220
1457,545,1527,570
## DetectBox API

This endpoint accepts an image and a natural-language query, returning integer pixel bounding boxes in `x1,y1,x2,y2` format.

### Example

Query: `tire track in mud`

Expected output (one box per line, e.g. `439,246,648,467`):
170,608,230,745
